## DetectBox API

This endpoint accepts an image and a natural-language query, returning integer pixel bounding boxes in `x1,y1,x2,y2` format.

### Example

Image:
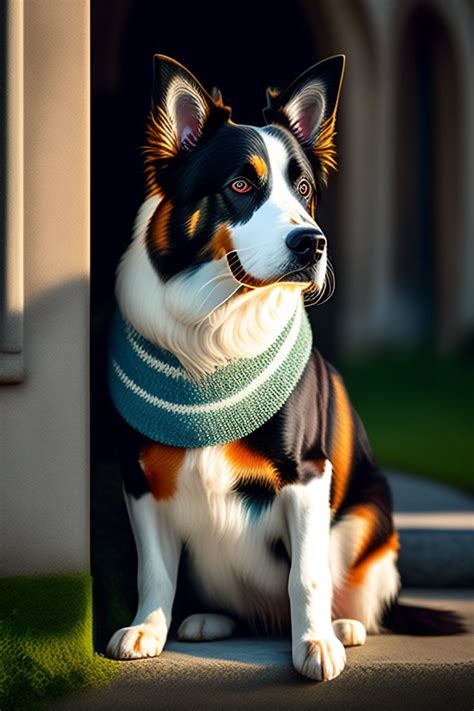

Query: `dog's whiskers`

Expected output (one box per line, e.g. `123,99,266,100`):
227,246,307,288
195,272,235,295
303,257,336,307
194,280,242,324
193,245,335,313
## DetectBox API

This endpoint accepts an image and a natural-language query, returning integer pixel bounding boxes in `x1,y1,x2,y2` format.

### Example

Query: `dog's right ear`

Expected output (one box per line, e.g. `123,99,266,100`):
263,56,345,190
146,55,231,163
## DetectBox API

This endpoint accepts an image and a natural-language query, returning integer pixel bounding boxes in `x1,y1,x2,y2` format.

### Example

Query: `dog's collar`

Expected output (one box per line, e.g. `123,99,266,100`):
108,303,312,448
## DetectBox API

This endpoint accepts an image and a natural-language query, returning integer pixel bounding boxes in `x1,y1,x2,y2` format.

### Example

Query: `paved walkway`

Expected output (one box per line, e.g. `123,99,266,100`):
52,590,474,711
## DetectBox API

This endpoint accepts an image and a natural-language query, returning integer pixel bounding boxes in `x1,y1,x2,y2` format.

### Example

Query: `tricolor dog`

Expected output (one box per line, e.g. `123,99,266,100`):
106,55,463,680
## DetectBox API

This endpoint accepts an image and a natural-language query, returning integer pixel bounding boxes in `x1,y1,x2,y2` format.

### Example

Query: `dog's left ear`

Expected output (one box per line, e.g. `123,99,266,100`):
146,55,231,162
263,55,345,188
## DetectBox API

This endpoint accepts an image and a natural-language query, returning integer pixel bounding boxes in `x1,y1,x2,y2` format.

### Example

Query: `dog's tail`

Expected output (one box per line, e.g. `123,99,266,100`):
381,599,466,636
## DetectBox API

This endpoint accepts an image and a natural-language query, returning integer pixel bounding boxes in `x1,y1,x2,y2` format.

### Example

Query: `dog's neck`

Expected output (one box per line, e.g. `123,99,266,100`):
116,197,307,379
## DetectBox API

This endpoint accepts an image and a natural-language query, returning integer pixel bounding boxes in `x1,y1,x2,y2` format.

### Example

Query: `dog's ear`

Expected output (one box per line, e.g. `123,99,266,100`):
263,55,345,188
145,55,231,166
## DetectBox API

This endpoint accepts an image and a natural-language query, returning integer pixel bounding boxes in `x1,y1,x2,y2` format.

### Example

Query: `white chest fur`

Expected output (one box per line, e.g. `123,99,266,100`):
155,446,291,626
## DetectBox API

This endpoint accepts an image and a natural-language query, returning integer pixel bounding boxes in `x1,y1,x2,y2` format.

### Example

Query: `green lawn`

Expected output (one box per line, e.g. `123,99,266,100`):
340,352,474,495
0,576,117,711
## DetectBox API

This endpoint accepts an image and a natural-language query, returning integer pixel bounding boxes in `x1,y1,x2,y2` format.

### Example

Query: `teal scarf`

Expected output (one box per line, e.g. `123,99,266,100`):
108,304,312,448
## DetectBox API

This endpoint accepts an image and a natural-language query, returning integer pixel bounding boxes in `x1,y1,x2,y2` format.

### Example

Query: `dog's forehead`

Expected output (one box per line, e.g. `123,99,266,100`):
170,123,270,199
258,127,290,170
185,122,309,182
207,123,311,181
200,123,269,170
259,125,314,181
163,122,313,209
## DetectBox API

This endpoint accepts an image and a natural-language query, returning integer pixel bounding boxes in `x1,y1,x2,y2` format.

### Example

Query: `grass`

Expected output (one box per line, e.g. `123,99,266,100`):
340,352,474,495
0,575,118,711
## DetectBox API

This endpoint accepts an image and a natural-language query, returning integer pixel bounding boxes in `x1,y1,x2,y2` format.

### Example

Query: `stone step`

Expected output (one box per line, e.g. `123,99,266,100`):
52,589,474,711
387,472,474,587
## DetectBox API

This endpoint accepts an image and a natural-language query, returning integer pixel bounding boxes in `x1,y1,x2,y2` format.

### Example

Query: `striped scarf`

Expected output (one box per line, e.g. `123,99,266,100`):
108,304,312,448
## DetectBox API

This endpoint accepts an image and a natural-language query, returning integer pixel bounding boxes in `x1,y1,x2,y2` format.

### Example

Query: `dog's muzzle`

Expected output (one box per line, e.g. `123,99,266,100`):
285,227,327,267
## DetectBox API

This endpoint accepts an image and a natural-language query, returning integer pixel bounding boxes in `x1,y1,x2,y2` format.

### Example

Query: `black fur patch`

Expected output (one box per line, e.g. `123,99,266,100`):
269,537,290,564
243,351,328,488
233,481,276,517
146,124,272,281
114,413,151,498
382,601,467,636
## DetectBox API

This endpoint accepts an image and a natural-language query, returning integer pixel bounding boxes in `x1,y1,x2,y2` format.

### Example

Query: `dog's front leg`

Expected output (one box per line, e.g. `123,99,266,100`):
283,461,346,681
106,490,181,660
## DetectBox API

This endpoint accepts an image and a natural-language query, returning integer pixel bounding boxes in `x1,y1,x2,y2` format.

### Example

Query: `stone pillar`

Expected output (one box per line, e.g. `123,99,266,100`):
0,0,90,575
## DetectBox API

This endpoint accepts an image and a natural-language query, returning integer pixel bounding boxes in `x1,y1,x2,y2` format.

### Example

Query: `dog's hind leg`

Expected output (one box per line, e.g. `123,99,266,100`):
330,496,400,633
332,536,400,633
177,613,237,641
106,490,181,659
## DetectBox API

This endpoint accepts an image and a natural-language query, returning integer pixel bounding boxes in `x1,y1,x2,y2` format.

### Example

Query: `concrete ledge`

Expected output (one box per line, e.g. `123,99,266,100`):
387,472,473,514
398,529,473,586
388,472,474,587
53,591,474,711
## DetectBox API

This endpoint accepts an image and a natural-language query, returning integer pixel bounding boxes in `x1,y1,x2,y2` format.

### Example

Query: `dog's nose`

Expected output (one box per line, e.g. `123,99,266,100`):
285,227,327,265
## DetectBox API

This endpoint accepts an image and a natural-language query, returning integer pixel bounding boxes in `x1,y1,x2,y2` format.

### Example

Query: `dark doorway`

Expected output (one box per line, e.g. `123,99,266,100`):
91,0,339,650
394,8,460,349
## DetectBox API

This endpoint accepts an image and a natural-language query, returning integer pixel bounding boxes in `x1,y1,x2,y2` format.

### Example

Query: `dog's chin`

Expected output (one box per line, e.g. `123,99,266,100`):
226,252,314,290
164,253,324,330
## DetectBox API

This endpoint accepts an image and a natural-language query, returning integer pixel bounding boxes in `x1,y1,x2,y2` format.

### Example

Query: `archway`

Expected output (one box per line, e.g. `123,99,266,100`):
393,6,461,349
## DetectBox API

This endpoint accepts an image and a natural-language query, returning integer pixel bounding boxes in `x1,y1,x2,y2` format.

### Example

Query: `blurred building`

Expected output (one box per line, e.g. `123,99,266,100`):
92,0,474,356
303,0,474,355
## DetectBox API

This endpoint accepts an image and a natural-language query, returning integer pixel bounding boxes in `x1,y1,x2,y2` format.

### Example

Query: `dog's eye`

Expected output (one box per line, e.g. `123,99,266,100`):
231,179,252,194
297,178,312,200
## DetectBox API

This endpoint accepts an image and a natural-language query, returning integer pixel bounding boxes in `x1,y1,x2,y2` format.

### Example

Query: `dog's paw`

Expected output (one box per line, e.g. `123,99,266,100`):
106,624,167,660
177,613,237,641
293,634,346,681
332,618,366,647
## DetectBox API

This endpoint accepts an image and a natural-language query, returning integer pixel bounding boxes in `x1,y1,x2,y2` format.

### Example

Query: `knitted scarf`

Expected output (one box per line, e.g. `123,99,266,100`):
108,303,312,448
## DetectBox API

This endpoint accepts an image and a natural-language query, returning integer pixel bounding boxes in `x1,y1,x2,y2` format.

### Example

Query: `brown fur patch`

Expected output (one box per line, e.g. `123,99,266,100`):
249,154,267,178
347,532,400,586
139,442,185,500
224,439,282,492
329,372,354,514
348,503,381,563
201,224,234,260
187,209,200,237
133,631,144,652
149,200,173,254
143,106,180,197
313,59,344,189
312,459,327,476
313,115,338,187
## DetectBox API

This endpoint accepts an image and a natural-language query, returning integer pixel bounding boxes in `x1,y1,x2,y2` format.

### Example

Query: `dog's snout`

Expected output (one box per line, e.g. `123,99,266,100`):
285,227,327,265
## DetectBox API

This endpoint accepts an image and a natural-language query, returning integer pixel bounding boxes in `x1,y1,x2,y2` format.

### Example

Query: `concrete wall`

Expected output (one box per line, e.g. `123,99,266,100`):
0,0,24,383
0,0,90,575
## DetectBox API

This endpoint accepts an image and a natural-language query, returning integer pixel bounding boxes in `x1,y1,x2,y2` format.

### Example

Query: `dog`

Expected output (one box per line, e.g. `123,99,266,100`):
106,54,464,681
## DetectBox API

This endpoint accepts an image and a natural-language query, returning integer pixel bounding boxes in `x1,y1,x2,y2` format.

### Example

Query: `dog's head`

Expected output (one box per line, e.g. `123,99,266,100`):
116,55,345,375
142,55,344,308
